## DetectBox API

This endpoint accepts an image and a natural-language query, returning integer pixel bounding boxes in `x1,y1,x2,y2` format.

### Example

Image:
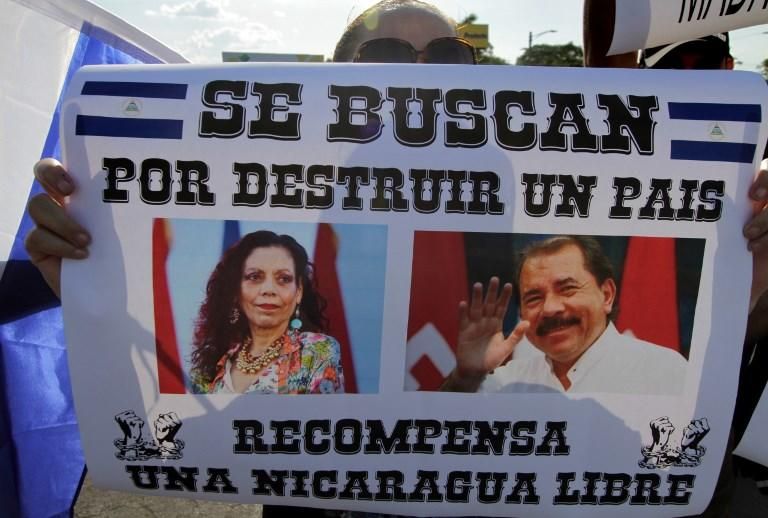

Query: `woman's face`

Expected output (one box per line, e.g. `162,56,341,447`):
238,246,302,332
350,6,457,62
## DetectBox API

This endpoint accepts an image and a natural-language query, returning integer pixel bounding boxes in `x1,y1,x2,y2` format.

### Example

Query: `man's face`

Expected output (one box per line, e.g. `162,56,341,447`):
518,244,616,368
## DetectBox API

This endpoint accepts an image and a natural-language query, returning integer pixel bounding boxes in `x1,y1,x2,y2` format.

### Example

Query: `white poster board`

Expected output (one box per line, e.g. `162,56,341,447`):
609,0,768,55
61,63,767,516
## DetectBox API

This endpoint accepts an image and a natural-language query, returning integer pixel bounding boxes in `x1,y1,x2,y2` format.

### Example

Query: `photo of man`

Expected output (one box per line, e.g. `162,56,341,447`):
408,233,699,395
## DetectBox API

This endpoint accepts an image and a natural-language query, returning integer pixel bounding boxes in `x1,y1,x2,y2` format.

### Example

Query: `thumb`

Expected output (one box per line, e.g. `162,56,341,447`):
500,320,530,365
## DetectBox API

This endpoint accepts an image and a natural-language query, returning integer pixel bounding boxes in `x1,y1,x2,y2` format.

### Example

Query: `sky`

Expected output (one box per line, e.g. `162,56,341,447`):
92,0,767,71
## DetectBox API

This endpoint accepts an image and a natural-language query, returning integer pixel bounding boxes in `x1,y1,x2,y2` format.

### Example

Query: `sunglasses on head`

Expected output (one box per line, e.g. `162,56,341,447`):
353,37,476,64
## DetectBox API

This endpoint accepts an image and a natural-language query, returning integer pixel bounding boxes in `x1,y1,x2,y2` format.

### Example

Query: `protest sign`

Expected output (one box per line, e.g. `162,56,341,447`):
60,63,767,515
608,0,768,55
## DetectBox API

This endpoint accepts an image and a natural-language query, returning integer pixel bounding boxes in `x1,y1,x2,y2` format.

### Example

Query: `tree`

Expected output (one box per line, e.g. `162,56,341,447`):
459,14,508,65
761,58,768,80
516,43,584,67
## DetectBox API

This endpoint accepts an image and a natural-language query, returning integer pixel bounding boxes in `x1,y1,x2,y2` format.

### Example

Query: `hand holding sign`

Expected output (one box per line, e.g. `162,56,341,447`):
747,163,768,313
25,158,90,298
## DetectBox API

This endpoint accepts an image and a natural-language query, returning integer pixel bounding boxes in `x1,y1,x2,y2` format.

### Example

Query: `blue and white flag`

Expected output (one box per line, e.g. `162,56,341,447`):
0,0,185,515
667,101,762,164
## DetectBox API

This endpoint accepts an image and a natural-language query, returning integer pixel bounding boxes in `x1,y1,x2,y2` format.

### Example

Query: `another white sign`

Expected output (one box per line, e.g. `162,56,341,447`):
609,0,768,55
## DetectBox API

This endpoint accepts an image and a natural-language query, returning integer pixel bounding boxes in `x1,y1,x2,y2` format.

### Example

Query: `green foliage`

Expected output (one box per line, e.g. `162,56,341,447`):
516,43,584,67
761,58,768,80
476,46,508,65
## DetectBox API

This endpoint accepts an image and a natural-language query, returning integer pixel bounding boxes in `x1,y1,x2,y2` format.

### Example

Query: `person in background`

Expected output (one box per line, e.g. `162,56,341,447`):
583,0,734,70
332,0,475,64
638,33,733,70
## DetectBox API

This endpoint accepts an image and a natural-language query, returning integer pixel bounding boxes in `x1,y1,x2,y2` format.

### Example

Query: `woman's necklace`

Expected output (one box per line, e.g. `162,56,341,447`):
235,334,284,375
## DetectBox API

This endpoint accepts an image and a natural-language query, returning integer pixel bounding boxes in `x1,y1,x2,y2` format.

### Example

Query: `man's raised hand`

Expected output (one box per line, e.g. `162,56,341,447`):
441,277,529,392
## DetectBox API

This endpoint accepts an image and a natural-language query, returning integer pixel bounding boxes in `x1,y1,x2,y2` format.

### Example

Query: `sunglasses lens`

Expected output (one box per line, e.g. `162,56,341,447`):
355,39,415,63
424,38,476,64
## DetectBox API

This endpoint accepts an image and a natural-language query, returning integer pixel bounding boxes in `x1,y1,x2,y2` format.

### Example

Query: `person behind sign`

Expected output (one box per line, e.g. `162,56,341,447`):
189,230,344,395
332,1,475,63
582,0,735,70
441,235,688,394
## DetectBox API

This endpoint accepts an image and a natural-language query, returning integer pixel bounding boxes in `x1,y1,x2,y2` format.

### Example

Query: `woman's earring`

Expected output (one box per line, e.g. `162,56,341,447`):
290,306,302,331
229,307,240,324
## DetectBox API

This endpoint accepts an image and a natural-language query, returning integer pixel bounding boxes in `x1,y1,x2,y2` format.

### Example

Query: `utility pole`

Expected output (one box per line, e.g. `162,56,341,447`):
528,29,557,48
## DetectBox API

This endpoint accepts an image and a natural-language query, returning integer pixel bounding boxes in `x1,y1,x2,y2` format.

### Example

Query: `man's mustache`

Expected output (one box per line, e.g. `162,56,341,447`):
536,315,581,336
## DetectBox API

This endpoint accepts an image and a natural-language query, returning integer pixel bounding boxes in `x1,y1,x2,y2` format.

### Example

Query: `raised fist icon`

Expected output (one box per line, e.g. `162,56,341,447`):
649,416,675,454
154,412,182,452
681,418,710,453
115,410,145,447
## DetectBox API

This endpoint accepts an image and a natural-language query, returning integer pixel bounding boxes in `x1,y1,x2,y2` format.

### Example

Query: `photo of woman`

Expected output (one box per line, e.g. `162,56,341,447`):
189,230,344,394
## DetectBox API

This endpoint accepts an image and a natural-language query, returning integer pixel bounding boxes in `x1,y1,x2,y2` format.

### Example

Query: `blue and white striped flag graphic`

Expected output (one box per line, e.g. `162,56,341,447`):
668,101,762,164
76,81,188,139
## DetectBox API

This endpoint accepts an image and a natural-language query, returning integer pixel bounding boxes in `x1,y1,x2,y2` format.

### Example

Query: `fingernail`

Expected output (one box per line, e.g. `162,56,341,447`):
75,233,90,247
57,174,73,192
74,248,89,259
753,187,767,200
